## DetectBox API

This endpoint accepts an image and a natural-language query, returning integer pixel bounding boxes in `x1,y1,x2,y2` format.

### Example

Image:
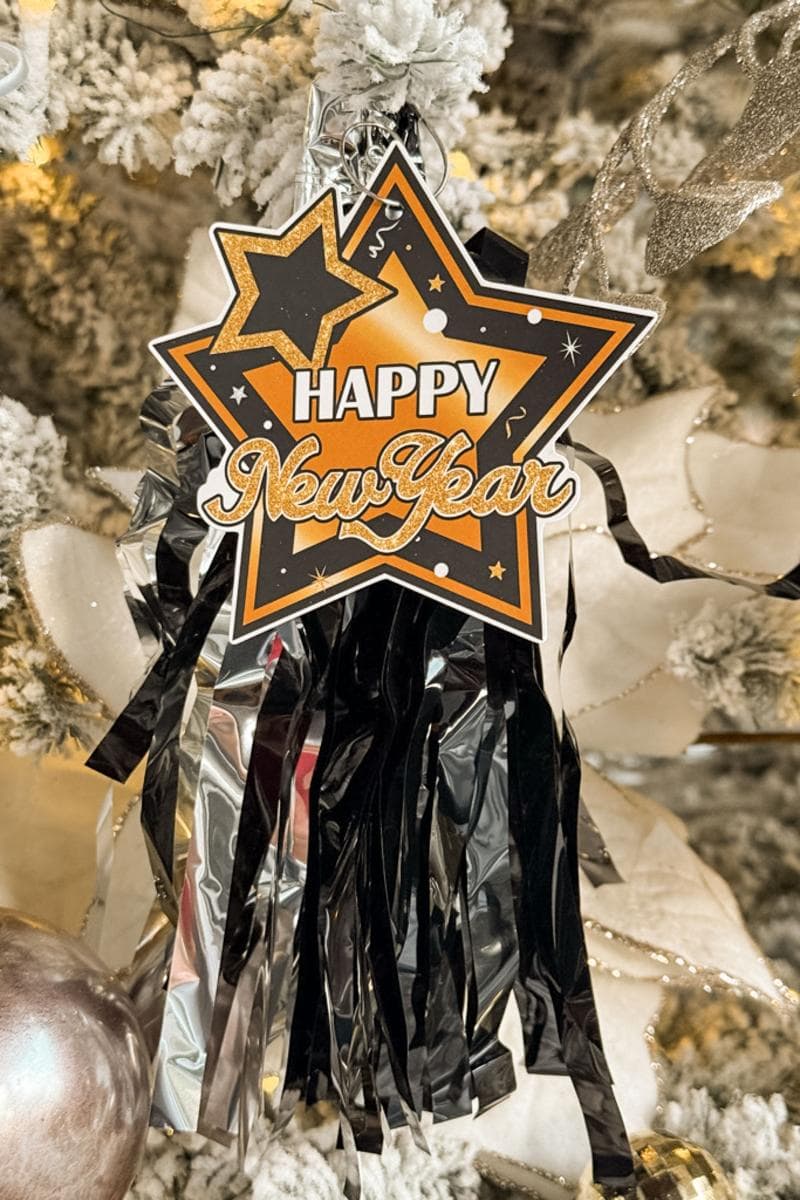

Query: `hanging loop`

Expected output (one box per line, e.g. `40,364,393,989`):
339,114,450,204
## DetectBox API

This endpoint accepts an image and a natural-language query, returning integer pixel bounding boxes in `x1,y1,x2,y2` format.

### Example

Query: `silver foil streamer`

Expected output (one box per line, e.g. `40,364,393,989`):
295,83,426,210
115,388,193,670
152,619,279,1131
198,622,316,1145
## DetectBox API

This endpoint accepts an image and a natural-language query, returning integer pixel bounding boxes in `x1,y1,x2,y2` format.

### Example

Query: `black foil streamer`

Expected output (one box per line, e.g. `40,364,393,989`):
90,531,236,914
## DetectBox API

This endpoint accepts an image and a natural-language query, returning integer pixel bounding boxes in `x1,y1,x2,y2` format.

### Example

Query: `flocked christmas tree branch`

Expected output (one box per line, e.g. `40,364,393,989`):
0,0,510,215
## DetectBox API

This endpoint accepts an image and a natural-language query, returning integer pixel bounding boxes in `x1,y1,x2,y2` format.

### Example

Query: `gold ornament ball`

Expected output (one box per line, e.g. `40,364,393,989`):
0,909,151,1200
576,1132,736,1199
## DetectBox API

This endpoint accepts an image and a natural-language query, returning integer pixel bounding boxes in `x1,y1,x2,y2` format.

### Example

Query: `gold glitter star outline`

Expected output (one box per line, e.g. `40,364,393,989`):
210,191,395,371
488,561,507,580
428,274,445,292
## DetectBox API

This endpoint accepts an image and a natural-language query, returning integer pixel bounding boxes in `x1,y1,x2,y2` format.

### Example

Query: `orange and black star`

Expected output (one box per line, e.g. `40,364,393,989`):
152,145,656,643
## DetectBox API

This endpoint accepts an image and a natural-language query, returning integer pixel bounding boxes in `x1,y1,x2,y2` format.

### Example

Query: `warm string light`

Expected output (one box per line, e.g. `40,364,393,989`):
448,149,475,182
0,130,58,187
17,0,57,17
0,135,64,209
24,131,57,164
96,0,290,42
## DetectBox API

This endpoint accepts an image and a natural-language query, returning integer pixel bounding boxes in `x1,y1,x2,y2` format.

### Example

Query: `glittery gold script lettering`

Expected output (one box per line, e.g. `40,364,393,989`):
203,432,576,554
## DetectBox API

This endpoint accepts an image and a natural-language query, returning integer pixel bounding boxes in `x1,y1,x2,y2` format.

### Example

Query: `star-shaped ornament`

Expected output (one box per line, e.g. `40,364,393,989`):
211,191,394,371
152,145,656,643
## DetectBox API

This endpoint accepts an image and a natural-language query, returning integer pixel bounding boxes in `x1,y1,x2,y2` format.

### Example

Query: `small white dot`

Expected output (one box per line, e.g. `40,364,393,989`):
210,364,216,371
434,562,449,578
480,325,487,333
263,420,273,430
89,600,98,608
423,308,448,334
527,308,543,324
280,568,287,575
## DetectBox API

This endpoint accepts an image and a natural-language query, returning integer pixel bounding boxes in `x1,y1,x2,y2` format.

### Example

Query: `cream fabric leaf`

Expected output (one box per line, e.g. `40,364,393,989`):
453,767,790,1188
688,432,800,577
91,796,155,971
569,386,713,552
20,524,147,713
572,671,704,757
88,468,144,510
173,226,229,330
545,530,734,719
581,766,785,1003
0,748,140,938
542,392,798,750
446,976,662,1189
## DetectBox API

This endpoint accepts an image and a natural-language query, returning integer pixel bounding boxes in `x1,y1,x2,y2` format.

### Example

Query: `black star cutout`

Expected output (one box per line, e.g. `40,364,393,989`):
239,228,363,361
210,190,394,371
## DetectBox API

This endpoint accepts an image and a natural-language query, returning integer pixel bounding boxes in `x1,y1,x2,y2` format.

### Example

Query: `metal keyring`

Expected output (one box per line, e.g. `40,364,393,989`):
0,41,26,99
339,115,450,204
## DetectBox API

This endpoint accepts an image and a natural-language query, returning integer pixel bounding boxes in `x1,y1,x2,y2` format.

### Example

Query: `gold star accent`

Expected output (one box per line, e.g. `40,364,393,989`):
489,561,507,580
309,566,328,591
428,274,445,292
211,191,394,371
